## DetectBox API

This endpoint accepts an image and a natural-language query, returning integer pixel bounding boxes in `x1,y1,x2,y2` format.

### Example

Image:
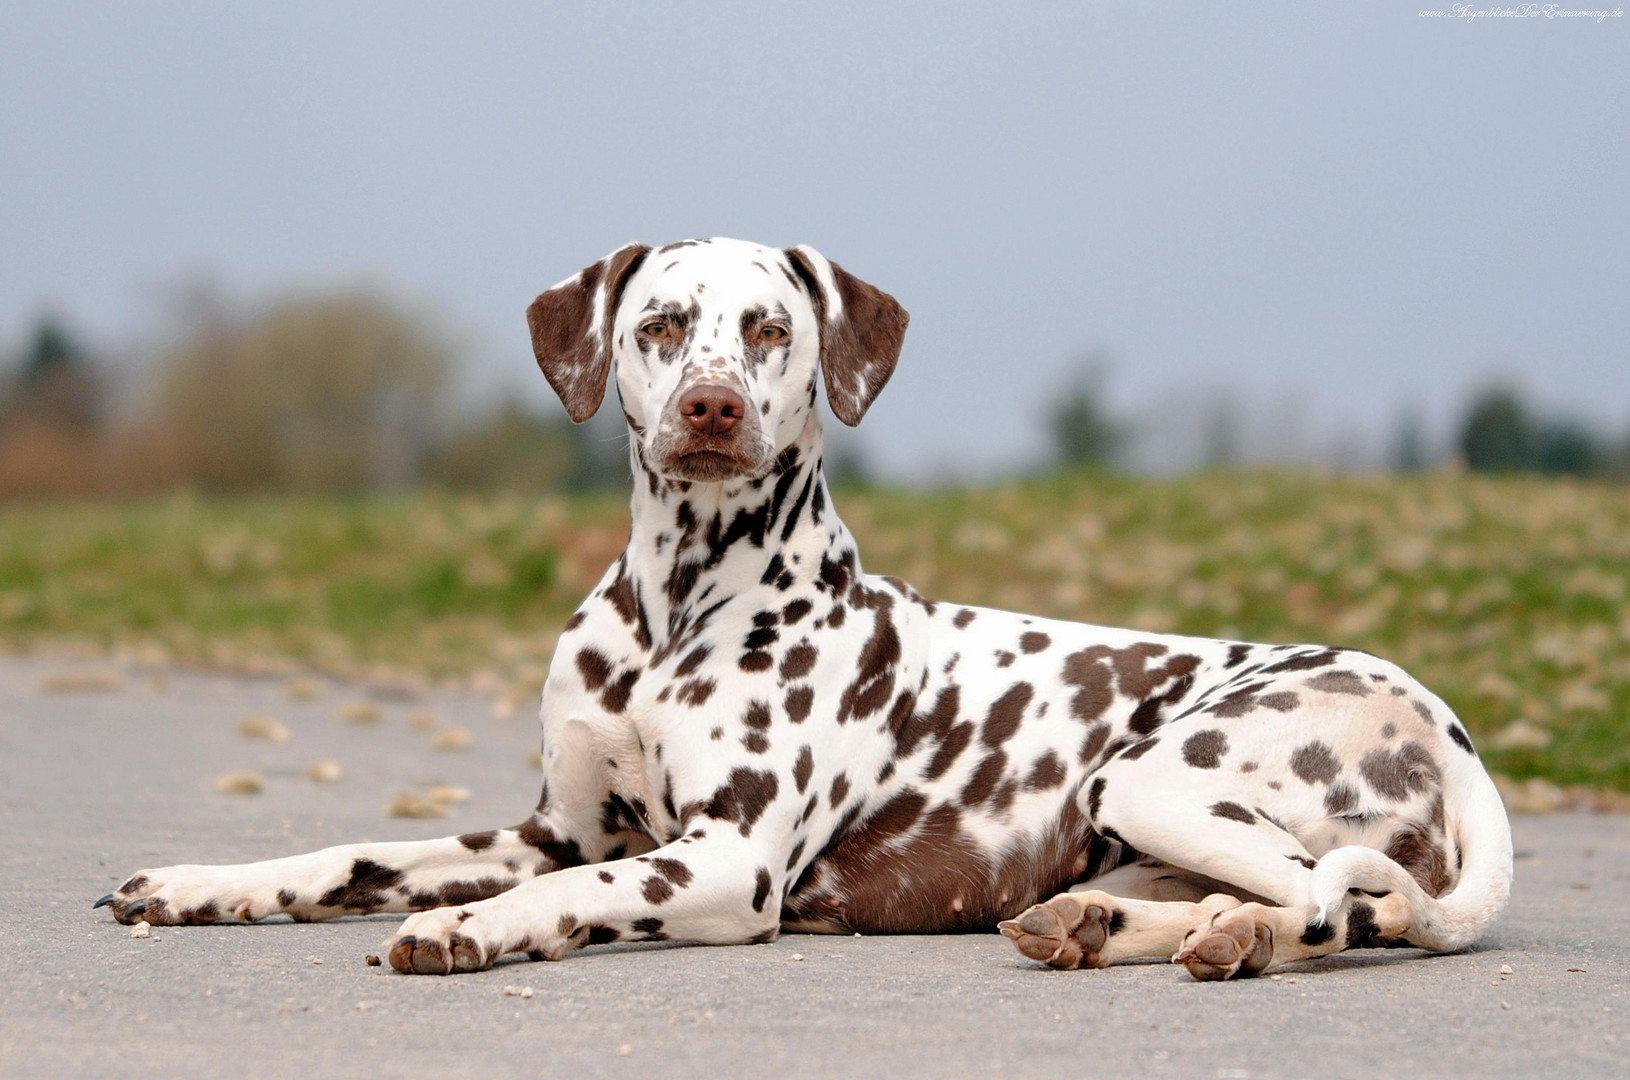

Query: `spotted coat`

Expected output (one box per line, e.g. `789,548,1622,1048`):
97,238,1512,980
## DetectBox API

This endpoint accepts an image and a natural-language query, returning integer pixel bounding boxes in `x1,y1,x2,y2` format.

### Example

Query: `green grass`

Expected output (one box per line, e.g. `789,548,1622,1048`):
2,470,1627,789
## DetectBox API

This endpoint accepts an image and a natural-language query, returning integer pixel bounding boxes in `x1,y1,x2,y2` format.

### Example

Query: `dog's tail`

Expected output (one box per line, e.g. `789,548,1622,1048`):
1308,758,1513,953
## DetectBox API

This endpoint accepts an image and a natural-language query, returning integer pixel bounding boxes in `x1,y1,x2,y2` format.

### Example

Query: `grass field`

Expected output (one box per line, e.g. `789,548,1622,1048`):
2,469,1627,790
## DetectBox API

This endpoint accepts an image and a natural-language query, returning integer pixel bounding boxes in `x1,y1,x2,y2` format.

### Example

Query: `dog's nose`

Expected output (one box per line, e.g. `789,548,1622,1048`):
678,385,745,435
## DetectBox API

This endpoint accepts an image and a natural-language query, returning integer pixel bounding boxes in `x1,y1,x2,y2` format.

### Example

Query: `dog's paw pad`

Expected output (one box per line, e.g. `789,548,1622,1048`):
1000,893,1113,970
1174,908,1273,981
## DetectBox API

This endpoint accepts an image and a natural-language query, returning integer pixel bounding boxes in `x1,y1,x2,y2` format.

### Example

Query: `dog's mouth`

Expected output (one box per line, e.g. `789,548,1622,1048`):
665,448,759,482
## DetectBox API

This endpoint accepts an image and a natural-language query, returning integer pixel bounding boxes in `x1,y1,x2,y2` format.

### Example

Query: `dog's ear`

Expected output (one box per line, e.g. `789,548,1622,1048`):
527,243,650,423
784,246,909,427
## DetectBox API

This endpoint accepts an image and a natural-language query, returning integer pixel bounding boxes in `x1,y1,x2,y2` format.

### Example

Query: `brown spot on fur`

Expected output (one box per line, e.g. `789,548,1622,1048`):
642,877,674,904
458,831,497,852
960,751,1007,807
784,684,814,723
1324,782,1358,815
686,767,781,837
953,609,976,628
1069,724,1107,766
1209,801,1256,824
575,648,612,690
1262,648,1342,674
780,642,819,681
1182,729,1229,768
829,772,850,807
793,746,814,794
1360,741,1440,801
1290,741,1342,785
1019,632,1051,654
318,859,404,912
981,682,1033,748
515,818,586,868
1385,824,1453,896
924,721,974,780
676,678,716,707
1307,670,1373,696
1024,750,1067,790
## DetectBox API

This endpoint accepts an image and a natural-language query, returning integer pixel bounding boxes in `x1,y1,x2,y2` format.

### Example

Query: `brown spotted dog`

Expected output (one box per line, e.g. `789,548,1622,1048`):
98,238,1513,980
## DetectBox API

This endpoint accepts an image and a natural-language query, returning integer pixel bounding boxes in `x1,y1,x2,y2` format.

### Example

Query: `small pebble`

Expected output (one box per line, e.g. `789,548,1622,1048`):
1500,964,1513,975
502,985,535,998
791,952,805,961
617,1044,633,1057
214,771,264,795
409,709,438,732
355,1002,372,1012
365,955,382,967
426,785,472,806
1500,1000,1511,1011
129,921,151,939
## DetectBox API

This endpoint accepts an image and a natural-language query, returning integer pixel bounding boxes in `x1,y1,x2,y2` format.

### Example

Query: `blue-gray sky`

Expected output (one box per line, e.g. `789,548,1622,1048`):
3,2,1626,477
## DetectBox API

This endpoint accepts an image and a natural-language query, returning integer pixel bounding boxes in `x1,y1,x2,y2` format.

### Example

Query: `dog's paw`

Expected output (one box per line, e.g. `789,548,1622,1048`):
94,866,281,925
998,891,1117,970
1173,905,1275,981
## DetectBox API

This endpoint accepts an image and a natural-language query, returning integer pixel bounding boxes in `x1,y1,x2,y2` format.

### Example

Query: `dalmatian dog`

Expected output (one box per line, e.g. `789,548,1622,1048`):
97,238,1513,980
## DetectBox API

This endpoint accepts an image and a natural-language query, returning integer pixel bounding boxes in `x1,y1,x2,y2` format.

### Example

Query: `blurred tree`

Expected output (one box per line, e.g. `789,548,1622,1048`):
1533,420,1601,476
1389,407,1429,472
0,315,106,497
1459,387,1532,473
3,315,102,432
1049,359,1125,469
152,293,447,493
426,402,578,493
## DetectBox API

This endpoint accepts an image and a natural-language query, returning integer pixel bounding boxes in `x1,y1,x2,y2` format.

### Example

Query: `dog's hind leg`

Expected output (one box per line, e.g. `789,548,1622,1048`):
1001,766,1321,971
1001,860,1253,970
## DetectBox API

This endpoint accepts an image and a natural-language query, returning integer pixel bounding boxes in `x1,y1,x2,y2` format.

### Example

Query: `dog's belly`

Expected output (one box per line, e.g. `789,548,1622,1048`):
780,786,1118,934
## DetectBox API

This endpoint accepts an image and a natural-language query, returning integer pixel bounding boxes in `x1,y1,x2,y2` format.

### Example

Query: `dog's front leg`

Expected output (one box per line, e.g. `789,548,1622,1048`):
95,809,641,926
384,828,780,974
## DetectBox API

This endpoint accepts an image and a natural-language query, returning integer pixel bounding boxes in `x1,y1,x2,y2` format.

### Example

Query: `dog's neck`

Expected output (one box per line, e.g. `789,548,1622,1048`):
623,417,856,654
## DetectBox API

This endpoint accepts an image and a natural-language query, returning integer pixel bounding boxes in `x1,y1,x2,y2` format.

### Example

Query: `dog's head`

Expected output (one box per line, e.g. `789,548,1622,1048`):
527,238,908,483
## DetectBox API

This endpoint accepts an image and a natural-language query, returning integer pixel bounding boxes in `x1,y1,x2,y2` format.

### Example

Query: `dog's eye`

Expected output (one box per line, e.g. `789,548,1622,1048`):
640,321,668,338
759,325,787,342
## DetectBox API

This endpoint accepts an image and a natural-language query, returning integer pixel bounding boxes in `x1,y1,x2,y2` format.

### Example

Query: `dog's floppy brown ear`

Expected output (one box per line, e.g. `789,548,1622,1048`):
784,246,909,426
527,243,650,422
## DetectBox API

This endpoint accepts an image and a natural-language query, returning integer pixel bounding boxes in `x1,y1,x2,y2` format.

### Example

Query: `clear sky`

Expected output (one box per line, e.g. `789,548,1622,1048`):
3,2,1626,477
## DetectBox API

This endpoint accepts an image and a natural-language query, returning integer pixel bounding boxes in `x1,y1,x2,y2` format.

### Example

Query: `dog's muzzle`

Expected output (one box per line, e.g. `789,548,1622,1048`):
651,382,769,482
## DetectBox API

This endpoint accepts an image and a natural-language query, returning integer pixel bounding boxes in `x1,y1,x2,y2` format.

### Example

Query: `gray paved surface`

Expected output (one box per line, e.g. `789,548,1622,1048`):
2,654,1627,1079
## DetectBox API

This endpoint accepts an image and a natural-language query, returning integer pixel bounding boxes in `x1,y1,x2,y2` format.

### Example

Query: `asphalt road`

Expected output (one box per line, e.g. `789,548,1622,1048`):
2,653,1627,1079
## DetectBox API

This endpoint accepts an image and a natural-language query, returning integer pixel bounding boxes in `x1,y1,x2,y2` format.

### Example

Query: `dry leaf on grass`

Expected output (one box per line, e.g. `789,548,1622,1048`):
214,771,264,795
